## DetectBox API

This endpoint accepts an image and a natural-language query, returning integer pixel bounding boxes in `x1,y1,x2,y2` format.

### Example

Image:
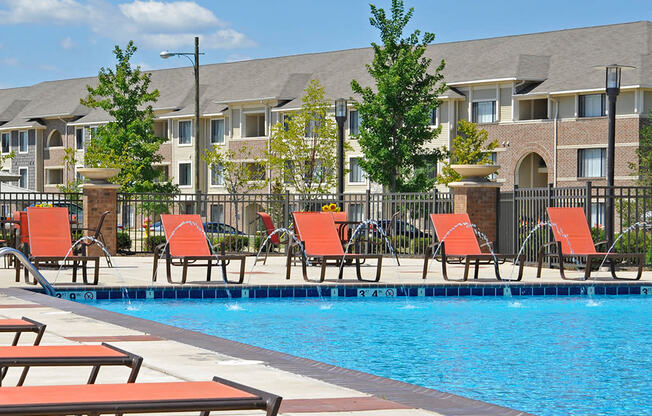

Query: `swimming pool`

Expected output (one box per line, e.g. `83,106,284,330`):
96,295,651,416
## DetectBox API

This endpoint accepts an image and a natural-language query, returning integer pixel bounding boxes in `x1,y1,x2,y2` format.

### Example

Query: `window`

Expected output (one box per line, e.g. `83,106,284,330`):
283,115,291,132
578,148,606,178
19,131,28,153
305,119,320,138
349,204,364,222
245,113,265,137
211,119,225,144
579,94,605,117
122,205,135,228
75,128,84,150
89,126,98,139
472,101,496,124
48,130,63,147
153,165,169,183
46,168,64,185
178,162,191,186
245,162,266,181
488,152,498,180
75,168,84,183
210,204,224,223
179,121,192,145
18,167,27,188
349,110,359,136
429,108,437,126
283,160,294,184
590,202,606,229
349,157,365,183
1,133,9,153
210,163,224,186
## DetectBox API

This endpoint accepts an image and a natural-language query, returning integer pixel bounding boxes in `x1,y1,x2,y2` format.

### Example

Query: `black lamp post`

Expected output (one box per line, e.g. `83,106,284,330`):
335,98,347,202
594,64,634,248
161,37,205,205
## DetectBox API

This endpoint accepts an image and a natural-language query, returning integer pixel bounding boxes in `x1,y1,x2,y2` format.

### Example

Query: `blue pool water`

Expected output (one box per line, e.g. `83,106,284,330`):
96,295,651,416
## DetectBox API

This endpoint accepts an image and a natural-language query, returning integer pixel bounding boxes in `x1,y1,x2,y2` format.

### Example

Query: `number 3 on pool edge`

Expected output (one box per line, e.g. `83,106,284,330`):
358,290,365,297
643,287,649,295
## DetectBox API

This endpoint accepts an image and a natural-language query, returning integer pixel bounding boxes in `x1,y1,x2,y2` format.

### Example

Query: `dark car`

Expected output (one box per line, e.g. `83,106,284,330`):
203,222,244,235
371,220,431,239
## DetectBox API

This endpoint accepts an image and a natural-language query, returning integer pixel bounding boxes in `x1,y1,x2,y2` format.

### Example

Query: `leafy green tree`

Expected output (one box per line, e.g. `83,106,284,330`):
201,142,266,222
351,0,447,192
0,151,14,171
57,147,81,194
630,110,652,185
81,41,176,193
437,120,498,185
268,79,346,195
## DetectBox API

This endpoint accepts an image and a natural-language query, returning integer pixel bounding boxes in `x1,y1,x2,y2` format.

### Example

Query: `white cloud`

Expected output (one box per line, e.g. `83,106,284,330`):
1,57,18,66
0,0,255,50
60,36,74,50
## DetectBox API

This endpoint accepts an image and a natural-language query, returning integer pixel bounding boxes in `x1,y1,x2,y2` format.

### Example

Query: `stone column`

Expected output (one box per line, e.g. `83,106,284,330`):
449,182,501,252
82,184,119,256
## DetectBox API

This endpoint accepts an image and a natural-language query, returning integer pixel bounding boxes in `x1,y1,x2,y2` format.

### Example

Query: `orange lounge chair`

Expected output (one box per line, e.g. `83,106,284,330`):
423,213,524,281
0,343,142,386
255,211,291,265
152,214,246,284
538,207,643,280
18,207,99,285
288,212,382,282
0,376,282,415
0,317,45,346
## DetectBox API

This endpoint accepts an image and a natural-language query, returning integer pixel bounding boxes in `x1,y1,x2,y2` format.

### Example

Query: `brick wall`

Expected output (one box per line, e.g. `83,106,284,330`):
453,186,499,249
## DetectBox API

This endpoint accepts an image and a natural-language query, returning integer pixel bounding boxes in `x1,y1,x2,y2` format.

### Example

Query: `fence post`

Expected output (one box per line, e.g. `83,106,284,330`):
284,190,290,228
513,185,518,256
585,181,592,226
547,183,554,208
433,188,438,213
82,183,119,256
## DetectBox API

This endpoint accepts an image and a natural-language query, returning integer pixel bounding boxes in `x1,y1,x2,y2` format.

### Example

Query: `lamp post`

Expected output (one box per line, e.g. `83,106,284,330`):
334,98,347,203
594,64,634,249
161,37,205,211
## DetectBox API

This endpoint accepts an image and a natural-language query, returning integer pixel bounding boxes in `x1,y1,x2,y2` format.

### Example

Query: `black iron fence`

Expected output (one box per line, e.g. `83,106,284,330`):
116,190,453,255
509,183,652,265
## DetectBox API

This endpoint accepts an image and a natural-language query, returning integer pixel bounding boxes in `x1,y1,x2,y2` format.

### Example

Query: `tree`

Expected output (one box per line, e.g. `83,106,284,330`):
437,120,498,185
268,79,345,195
201,143,266,223
81,41,176,193
351,0,447,192
630,110,652,185
57,147,81,194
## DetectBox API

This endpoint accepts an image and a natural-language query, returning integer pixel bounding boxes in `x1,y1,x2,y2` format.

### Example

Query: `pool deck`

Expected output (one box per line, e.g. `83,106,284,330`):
0,255,648,416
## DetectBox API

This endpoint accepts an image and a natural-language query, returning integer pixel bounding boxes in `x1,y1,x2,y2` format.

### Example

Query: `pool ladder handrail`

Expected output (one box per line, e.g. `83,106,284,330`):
0,247,56,296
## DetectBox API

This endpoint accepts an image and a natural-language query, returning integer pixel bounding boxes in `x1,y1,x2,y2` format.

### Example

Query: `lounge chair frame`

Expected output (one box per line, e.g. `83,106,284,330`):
255,211,291,266
0,343,142,387
423,241,524,281
0,375,282,416
0,317,45,346
536,240,643,280
153,243,246,284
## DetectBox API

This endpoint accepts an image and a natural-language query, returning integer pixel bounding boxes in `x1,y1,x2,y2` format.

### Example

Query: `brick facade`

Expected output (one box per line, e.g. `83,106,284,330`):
452,185,499,249
83,186,118,256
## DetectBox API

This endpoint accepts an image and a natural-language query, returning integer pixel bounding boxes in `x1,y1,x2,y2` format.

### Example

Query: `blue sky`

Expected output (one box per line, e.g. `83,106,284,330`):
0,0,650,88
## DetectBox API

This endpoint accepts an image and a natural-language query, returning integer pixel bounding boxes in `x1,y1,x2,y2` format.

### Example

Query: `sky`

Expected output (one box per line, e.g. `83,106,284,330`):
0,0,650,89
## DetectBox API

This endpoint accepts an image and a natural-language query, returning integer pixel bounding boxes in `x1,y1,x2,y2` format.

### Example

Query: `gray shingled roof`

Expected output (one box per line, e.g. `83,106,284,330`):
0,21,649,126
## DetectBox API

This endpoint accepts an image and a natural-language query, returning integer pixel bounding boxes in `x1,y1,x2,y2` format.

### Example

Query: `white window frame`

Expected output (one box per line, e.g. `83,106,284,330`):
46,130,63,149
18,167,28,188
348,157,366,184
471,100,496,124
75,127,84,151
45,167,65,185
178,120,193,146
579,94,606,118
210,118,225,145
209,163,225,187
178,161,192,187
578,148,606,178
1,132,10,154
18,130,28,154
243,111,266,138
349,110,359,136
210,204,225,223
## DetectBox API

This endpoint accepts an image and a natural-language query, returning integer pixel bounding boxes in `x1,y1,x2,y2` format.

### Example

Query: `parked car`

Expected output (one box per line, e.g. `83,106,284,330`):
203,222,244,235
371,220,431,239
148,221,164,232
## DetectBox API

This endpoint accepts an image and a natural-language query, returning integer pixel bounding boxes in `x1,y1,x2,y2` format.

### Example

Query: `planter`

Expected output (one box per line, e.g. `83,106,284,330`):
77,168,120,185
450,164,500,182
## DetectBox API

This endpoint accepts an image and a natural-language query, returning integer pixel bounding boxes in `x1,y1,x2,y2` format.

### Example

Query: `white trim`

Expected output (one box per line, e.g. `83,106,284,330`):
0,125,45,132
44,166,65,185
0,132,11,155
209,118,226,145
46,129,64,149
213,96,279,104
557,142,638,150
557,175,637,182
447,77,520,86
18,130,28,154
347,156,367,185
177,161,193,188
208,163,225,188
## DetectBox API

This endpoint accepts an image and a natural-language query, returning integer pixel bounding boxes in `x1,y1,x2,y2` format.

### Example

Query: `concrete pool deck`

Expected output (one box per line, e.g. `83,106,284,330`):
0,255,647,415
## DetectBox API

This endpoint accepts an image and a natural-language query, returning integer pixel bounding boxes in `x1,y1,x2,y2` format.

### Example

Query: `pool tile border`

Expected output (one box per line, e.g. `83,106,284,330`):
4,287,532,416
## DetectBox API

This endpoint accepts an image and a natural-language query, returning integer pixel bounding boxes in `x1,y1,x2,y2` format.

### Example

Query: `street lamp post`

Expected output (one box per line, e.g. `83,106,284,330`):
334,98,347,204
594,64,634,249
161,37,205,212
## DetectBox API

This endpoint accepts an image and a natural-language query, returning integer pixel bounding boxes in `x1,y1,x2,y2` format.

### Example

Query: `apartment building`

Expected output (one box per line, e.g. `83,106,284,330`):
0,21,651,198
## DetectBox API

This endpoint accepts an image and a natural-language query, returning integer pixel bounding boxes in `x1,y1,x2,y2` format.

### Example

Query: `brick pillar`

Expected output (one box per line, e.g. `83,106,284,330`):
449,183,500,252
82,184,119,256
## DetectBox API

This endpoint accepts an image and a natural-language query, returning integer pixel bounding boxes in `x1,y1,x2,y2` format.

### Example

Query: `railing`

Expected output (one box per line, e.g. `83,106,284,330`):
116,190,453,255
0,247,55,296
512,183,652,265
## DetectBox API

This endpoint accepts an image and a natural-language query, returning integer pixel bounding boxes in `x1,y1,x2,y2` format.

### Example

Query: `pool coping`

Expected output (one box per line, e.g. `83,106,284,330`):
3,287,533,416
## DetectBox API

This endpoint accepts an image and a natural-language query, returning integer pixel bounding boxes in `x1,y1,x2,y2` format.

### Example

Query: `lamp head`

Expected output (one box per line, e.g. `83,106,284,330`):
335,98,347,122
159,51,174,59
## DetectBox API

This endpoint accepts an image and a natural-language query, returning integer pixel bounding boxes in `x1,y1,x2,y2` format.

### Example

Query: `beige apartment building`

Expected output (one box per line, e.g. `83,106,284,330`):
0,21,651,201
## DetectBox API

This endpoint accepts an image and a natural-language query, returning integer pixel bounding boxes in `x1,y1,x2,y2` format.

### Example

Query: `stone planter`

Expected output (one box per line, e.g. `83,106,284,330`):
450,164,500,183
77,168,120,186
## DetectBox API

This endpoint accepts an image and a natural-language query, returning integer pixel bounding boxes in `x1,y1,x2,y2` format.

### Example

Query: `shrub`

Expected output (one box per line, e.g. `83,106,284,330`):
213,235,249,253
411,237,433,255
116,231,131,252
145,235,166,252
